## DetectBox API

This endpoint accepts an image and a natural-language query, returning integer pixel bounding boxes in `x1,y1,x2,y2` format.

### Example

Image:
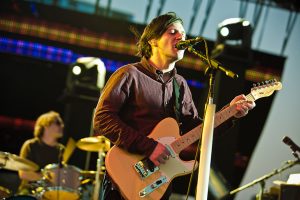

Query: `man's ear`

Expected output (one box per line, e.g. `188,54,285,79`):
148,39,157,47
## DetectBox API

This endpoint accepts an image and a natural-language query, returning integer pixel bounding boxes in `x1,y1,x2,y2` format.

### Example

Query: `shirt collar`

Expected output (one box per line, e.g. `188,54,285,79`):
140,57,177,80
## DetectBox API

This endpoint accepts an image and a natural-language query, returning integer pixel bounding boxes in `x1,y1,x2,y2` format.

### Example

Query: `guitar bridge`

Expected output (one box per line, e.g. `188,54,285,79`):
134,159,159,179
139,176,167,197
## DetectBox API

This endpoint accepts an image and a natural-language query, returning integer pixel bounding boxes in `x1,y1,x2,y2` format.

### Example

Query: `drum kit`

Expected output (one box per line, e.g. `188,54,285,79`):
0,136,110,200
0,152,39,199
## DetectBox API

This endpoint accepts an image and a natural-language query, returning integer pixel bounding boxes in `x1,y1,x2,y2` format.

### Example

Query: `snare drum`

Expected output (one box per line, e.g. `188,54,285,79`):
42,163,82,200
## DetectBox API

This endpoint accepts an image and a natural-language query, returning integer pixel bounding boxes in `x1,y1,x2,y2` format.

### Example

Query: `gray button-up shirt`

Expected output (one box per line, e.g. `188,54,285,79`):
94,57,231,157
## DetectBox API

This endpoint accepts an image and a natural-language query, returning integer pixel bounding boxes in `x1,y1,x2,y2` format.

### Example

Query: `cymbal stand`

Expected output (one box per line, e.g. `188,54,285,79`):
93,150,105,200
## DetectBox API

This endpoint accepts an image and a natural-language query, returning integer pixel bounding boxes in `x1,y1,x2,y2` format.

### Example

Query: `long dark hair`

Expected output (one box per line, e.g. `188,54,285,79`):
133,12,183,59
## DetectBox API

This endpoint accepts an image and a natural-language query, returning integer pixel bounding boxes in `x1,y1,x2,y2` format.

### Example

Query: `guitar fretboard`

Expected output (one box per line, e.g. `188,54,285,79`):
170,93,255,154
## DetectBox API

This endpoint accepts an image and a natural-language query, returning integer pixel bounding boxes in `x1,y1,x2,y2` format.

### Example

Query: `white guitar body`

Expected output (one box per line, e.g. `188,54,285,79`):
106,118,197,200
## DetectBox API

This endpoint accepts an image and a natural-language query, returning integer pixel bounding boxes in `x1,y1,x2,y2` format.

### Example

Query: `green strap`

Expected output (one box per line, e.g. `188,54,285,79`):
173,78,181,122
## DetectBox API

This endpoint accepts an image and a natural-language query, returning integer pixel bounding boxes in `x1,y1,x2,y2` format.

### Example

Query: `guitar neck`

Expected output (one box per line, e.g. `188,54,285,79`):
170,93,255,154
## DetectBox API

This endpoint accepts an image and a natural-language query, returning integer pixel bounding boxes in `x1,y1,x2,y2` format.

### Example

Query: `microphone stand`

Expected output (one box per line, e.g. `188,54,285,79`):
187,47,238,79
186,46,238,200
195,67,216,200
229,158,300,200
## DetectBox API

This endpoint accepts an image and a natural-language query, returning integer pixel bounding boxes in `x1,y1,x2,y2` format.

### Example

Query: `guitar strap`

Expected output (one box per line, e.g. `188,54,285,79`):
173,78,181,123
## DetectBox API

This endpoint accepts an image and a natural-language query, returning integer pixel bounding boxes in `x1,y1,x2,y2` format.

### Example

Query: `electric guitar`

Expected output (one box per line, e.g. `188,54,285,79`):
105,80,282,200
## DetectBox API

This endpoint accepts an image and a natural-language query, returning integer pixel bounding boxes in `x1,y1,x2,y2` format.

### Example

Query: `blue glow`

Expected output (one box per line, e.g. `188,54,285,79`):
0,36,204,88
187,80,205,88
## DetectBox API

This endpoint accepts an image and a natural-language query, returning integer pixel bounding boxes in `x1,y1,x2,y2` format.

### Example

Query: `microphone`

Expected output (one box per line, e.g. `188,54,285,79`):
177,37,238,79
175,37,203,50
283,136,300,153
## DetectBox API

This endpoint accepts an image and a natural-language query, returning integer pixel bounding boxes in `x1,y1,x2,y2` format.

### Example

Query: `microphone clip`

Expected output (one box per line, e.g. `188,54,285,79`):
187,46,238,79
175,37,203,50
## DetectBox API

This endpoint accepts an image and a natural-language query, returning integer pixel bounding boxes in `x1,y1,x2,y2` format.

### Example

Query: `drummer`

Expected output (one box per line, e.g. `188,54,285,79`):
18,111,65,195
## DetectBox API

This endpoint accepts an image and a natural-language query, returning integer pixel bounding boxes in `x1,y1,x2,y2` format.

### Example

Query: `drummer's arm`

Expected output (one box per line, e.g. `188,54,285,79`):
19,170,43,181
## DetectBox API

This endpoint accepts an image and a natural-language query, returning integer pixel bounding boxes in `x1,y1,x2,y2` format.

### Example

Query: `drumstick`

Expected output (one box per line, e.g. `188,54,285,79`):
62,137,76,164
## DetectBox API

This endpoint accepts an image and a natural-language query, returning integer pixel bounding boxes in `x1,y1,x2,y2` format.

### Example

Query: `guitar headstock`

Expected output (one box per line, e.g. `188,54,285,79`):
251,79,282,100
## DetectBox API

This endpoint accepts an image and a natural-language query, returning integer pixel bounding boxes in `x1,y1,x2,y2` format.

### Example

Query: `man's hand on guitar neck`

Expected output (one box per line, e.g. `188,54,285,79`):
230,94,256,118
149,143,171,166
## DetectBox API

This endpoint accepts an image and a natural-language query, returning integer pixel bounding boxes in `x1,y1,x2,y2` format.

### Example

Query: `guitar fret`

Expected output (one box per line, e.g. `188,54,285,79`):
246,93,254,101
215,105,236,127
171,105,237,154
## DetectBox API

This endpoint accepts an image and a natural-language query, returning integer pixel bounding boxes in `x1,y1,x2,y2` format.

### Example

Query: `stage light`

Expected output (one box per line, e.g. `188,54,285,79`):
65,57,107,99
68,57,106,89
72,65,82,75
216,18,252,48
242,20,250,27
220,27,229,37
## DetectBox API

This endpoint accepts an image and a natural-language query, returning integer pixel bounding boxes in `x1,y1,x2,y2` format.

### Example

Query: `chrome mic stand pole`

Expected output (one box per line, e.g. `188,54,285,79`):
187,45,238,200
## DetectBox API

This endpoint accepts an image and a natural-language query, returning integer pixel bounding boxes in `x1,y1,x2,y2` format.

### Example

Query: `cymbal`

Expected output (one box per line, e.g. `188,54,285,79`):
0,151,39,171
76,136,110,152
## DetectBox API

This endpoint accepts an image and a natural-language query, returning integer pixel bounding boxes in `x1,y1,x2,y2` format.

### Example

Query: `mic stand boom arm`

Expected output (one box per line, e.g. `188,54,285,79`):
229,159,300,200
187,47,239,79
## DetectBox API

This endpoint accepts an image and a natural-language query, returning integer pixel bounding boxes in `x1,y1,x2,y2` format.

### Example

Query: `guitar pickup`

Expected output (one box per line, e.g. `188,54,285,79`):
139,176,167,197
134,159,159,179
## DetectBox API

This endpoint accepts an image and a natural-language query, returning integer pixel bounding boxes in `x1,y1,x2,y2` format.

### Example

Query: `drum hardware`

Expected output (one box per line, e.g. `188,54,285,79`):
93,150,105,200
41,163,82,200
80,170,104,180
81,178,93,185
76,136,110,200
0,185,11,199
80,170,97,177
0,151,39,171
79,180,95,200
79,169,106,200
